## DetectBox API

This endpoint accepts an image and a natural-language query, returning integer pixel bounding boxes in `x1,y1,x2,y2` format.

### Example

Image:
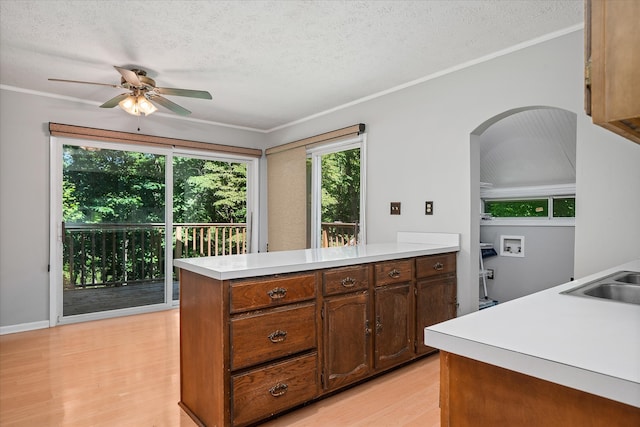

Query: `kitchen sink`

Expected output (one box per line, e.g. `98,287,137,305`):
561,271,640,305
613,272,640,285
582,283,640,304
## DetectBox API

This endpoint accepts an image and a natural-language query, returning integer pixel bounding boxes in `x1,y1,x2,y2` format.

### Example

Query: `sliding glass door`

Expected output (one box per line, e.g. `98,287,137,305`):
172,154,249,302
60,143,168,317
51,138,258,323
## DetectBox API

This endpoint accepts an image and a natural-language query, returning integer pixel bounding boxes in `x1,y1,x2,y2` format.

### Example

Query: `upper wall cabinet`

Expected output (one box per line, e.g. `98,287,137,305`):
585,0,640,145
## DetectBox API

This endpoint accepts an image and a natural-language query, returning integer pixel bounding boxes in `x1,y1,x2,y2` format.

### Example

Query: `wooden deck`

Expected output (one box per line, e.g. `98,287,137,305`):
63,281,180,316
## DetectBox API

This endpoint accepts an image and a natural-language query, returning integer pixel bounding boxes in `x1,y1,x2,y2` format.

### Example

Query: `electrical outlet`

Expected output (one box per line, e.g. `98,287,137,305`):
390,202,401,215
487,269,494,280
425,201,434,215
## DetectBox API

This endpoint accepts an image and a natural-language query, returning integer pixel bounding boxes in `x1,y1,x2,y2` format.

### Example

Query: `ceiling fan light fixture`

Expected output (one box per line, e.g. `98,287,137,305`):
138,96,157,115
118,94,157,116
51,66,210,117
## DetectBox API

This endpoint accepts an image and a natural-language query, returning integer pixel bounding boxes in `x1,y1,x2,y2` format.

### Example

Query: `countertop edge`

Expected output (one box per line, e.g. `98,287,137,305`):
174,243,460,281
425,316,640,409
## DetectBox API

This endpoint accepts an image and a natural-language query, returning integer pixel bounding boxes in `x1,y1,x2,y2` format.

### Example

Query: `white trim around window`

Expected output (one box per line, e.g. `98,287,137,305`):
307,134,367,249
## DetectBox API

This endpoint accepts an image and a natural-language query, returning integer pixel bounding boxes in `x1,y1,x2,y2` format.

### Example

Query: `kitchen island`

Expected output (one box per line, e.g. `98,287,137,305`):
175,233,459,427
425,259,640,425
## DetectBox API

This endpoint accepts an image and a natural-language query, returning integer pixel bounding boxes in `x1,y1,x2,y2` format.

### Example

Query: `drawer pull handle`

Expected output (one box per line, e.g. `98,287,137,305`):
269,382,288,397
267,287,287,300
388,268,401,278
433,262,444,271
341,277,357,288
268,330,287,343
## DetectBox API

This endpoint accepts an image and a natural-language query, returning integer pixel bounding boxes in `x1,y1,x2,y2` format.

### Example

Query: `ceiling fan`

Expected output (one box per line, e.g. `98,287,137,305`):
49,66,212,116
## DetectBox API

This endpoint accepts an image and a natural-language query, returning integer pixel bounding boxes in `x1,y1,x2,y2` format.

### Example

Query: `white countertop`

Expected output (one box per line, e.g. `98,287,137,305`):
174,234,459,280
425,259,640,408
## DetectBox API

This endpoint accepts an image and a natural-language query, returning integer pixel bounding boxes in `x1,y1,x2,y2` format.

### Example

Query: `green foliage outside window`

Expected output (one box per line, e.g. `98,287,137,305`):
319,148,361,223
63,147,166,224
484,197,575,218
63,148,247,225
484,199,548,217
62,146,248,288
552,197,576,217
173,156,247,224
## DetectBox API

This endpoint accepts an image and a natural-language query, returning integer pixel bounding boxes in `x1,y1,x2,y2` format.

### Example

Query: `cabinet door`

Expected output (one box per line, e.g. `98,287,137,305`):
374,283,413,370
588,0,640,144
416,275,456,355
322,292,371,391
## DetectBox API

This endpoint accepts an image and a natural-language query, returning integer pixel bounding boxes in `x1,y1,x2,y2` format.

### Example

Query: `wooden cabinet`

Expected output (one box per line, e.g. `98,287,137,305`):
180,271,319,427
232,353,318,427
439,351,640,426
230,273,316,313
322,264,369,296
179,252,457,426
322,291,372,391
229,272,319,426
230,302,316,370
321,264,372,391
374,259,414,370
585,0,640,144
415,253,457,355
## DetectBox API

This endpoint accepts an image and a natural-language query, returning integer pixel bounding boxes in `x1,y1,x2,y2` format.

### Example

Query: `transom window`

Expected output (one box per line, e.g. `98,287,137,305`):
483,196,575,219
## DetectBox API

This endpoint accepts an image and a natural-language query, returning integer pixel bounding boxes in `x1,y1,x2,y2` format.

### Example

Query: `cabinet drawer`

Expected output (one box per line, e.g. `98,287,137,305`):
323,265,369,296
416,253,456,279
230,273,316,313
231,303,317,370
375,259,413,286
232,352,318,427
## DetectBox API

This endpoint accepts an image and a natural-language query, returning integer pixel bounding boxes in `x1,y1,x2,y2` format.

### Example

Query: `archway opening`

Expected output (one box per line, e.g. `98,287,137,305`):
470,106,577,308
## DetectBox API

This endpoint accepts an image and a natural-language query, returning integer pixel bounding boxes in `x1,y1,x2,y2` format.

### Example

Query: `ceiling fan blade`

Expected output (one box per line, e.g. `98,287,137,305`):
100,93,131,108
149,95,192,116
155,87,212,99
49,78,122,89
114,66,141,87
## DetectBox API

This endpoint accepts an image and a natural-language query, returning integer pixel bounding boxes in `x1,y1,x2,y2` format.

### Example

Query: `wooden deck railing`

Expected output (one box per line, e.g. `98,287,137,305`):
63,221,358,288
321,222,359,247
63,222,247,289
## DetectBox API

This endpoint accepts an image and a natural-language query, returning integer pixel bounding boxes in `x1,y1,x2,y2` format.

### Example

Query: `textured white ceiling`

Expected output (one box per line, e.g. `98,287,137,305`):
0,0,583,131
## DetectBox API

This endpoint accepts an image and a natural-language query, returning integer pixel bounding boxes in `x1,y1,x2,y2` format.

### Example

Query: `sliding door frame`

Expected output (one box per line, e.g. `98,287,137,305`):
49,137,259,326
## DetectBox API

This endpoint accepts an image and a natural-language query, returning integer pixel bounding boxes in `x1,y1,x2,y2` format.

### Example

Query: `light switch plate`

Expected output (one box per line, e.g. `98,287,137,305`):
425,201,434,215
390,202,401,215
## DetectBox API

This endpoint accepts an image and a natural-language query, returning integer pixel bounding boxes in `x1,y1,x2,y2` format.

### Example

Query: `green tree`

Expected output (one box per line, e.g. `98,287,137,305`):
173,157,247,224
63,147,165,224
321,148,360,223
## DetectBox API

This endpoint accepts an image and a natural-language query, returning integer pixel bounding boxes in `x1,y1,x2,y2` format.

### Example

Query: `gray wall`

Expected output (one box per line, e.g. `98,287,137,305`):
0,90,266,329
265,29,640,316
2,29,640,330
480,225,575,303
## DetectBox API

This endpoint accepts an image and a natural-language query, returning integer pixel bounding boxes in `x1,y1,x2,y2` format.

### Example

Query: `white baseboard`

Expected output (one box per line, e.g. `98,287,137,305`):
0,320,50,335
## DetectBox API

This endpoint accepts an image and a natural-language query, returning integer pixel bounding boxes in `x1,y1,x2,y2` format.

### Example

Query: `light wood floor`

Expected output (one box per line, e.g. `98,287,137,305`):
0,310,441,427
